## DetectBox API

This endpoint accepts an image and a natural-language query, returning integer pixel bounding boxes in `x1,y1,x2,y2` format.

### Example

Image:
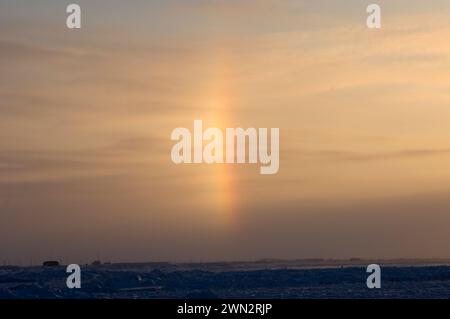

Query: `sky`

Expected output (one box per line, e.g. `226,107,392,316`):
1,0,450,265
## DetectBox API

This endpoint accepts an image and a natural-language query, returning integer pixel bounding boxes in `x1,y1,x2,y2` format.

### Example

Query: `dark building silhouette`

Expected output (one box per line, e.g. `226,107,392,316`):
43,261,60,267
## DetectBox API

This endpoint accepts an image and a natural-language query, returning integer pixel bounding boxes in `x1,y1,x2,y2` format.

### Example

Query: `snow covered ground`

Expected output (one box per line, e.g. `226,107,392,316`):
0,263,449,299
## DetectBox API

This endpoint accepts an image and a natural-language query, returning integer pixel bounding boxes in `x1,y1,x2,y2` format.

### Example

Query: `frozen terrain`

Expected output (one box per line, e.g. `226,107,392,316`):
0,260,449,299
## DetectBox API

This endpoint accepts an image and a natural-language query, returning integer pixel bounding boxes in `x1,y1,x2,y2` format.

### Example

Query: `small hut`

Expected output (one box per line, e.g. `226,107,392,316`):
43,260,60,267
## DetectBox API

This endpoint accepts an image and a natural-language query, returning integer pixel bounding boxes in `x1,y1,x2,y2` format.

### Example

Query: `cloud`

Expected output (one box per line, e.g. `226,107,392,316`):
0,135,170,183
282,148,450,163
